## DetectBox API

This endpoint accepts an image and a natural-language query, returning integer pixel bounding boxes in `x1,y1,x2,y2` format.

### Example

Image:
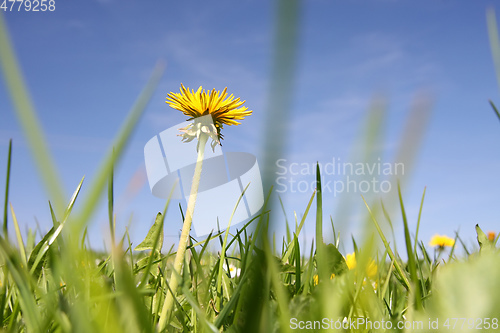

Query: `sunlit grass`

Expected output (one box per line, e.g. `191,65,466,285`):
1,131,499,332
2,4,500,333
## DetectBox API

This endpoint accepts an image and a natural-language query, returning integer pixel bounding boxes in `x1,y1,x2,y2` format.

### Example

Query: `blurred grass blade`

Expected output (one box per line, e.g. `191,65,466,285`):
182,286,218,332
325,243,348,276
216,183,250,311
264,238,292,333
214,270,247,328
75,61,165,232
489,100,500,122
282,189,315,263
392,92,432,191
134,212,165,296
240,0,301,325
0,14,65,212
108,149,115,246
302,242,315,295
398,183,422,309
278,196,291,244
475,224,491,250
134,212,164,252
315,163,326,280
362,195,411,291
29,177,84,275
260,0,300,191
414,187,426,255
487,8,500,93
9,204,27,265
293,236,301,290
2,250,41,332
114,251,154,333
3,139,12,237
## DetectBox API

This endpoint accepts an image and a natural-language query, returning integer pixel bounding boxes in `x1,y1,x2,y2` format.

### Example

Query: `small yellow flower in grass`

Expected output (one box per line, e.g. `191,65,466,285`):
345,253,356,270
312,253,378,286
312,273,335,286
429,234,455,249
488,231,496,242
166,84,252,150
345,252,378,278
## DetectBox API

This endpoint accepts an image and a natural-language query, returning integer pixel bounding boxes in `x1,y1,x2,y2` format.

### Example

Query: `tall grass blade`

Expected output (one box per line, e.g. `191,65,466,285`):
108,149,115,246
264,238,292,333
362,195,411,291
302,242,315,295
9,204,26,265
315,163,326,280
136,212,164,288
216,183,250,311
487,8,500,93
0,15,65,212
29,177,84,275
182,286,218,332
4,257,40,332
75,62,165,232
414,187,426,255
398,183,422,309
489,100,500,122
260,0,300,191
3,139,12,237
282,189,315,263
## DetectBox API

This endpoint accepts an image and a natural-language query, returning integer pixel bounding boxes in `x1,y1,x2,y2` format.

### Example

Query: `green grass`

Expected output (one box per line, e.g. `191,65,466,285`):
2,4,500,333
1,138,500,332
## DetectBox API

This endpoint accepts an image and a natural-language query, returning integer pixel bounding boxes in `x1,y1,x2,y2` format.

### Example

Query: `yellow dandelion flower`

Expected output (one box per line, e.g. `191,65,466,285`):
312,273,335,286
166,84,252,148
488,231,496,242
345,253,357,270
429,234,455,248
345,252,377,278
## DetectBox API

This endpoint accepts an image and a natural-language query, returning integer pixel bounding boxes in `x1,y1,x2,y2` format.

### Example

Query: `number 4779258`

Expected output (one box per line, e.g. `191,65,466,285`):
1,0,55,12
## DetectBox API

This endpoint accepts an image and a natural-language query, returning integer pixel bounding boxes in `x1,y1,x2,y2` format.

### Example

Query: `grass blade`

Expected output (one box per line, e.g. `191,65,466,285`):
398,183,422,310
29,177,84,275
282,189,315,263
414,187,426,255
216,183,250,311
75,61,165,233
108,149,115,246
315,163,326,281
489,100,500,122
362,195,411,291
487,8,500,93
0,16,65,212
9,204,27,265
3,139,12,237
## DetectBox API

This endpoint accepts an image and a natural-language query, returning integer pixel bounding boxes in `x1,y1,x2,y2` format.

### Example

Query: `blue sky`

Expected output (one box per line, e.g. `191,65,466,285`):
1,0,500,254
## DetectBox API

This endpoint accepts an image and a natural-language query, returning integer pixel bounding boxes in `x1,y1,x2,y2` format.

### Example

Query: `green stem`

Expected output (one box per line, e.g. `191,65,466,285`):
3,139,12,238
158,133,208,331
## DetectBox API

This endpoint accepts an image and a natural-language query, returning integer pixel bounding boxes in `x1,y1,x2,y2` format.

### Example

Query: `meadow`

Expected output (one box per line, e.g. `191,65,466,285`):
2,5,500,333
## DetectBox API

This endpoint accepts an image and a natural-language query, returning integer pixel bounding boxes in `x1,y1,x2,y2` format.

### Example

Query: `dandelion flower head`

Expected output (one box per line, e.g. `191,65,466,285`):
429,234,455,248
345,253,377,278
166,84,252,149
